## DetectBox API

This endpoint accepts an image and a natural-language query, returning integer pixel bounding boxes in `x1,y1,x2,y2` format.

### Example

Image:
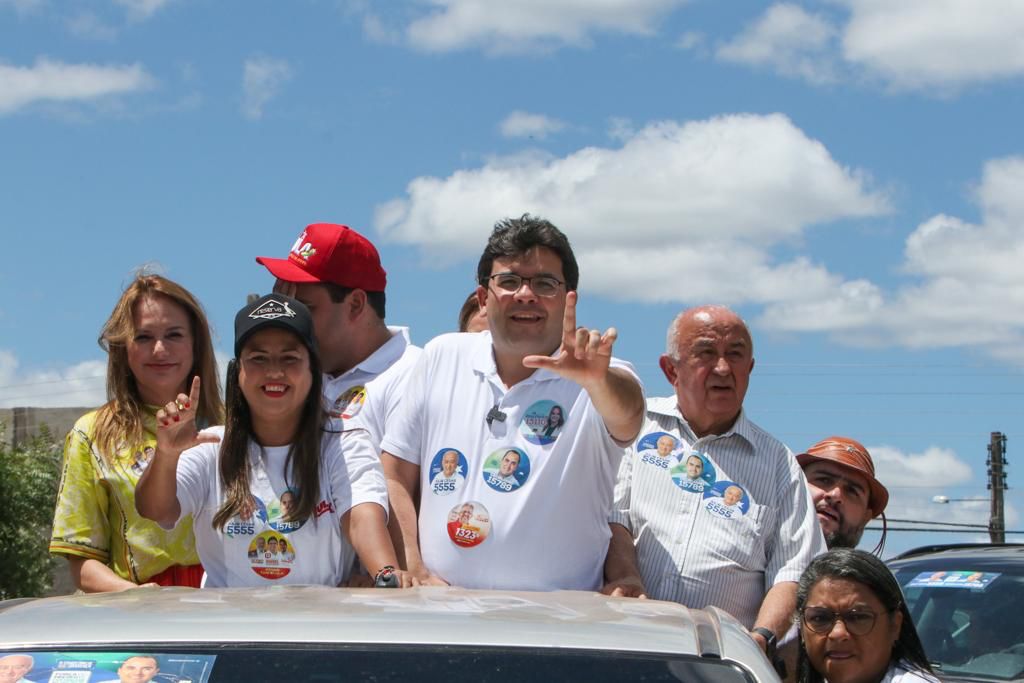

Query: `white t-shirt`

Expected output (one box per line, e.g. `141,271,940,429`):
172,425,387,587
881,663,941,683
381,331,640,591
323,326,421,448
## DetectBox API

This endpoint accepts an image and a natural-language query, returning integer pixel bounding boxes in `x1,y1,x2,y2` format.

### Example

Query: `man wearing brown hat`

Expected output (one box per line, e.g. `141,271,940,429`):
797,436,888,552
256,223,421,449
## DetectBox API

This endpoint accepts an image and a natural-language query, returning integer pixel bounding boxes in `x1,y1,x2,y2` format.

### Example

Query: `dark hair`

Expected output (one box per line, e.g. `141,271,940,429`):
458,292,481,332
476,214,579,291
324,282,386,319
211,335,326,531
796,548,933,683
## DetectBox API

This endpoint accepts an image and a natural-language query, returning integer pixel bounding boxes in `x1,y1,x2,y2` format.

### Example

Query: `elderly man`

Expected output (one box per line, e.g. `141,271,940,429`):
256,223,421,447
798,436,889,552
0,654,33,683
382,214,645,590
603,305,825,658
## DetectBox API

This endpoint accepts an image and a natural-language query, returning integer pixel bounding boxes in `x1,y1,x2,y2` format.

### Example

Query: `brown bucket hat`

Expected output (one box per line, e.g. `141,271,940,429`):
797,436,889,517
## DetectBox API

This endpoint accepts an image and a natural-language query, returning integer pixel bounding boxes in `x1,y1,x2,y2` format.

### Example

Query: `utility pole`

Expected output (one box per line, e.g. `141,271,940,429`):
988,432,1007,543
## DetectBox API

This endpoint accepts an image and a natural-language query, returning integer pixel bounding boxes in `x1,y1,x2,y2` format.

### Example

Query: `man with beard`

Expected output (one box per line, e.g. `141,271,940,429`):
797,436,888,552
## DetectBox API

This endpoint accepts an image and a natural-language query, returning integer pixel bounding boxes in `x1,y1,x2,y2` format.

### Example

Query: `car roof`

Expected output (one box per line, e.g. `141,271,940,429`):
0,586,770,670
887,543,1024,571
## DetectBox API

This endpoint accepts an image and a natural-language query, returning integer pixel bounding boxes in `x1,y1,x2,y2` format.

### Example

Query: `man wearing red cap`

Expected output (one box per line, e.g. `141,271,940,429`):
256,223,421,450
798,436,888,552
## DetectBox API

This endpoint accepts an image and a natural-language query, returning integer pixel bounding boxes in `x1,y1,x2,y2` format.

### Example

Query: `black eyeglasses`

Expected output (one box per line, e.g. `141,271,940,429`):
801,607,884,636
487,272,564,298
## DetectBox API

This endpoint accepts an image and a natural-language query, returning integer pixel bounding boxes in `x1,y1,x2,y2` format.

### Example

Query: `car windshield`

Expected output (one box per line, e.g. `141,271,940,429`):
892,566,1024,681
0,645,760,683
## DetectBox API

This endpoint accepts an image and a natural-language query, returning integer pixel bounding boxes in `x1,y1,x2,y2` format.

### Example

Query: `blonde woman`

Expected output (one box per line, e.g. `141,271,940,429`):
50,274,223,591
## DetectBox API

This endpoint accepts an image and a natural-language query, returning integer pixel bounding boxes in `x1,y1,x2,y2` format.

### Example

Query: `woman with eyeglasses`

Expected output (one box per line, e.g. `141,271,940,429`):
796,548,937,683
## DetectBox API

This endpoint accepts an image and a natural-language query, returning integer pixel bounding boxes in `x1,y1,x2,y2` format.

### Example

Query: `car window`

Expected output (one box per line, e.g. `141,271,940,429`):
0,646,763,683
893,568,1024,681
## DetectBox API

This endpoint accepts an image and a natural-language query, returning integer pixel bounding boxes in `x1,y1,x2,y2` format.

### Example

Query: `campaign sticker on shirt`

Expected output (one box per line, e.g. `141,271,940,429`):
330,385,367,420
268,488,305,533
670,451,717,493
482,447,530,492
446,501,491,548
428,448,468,496
519,400,566,445
702,481,750,520
224,496,268,539
129,446,156,476
248,530,294,579
637,431,683,469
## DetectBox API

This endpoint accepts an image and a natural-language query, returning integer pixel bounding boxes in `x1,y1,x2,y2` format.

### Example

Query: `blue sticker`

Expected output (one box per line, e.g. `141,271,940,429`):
428,448,468,496
637,431,683,468
907,571,1000,590
268,488,305,533
670,451,717,493
482,447,531,492
520,400,566,445
224,496,268,539
702,481,750,519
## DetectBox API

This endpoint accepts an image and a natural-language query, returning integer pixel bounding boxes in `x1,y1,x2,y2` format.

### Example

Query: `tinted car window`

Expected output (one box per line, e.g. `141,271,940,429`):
892,567,1024,681
7,646,761,683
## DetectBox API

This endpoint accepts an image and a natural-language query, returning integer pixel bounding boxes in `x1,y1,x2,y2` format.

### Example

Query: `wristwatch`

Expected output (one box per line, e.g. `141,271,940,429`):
751,626,777,661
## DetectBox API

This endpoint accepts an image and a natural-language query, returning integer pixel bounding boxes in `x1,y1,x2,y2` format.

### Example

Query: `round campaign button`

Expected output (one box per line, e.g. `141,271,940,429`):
129,446,156,476
268,488,305,533
702,481,750,520
637,431,682,469
248,530,295,579
481,447,530,493
670,451,717,493
428,448,468,496
331,385,367,420
446,501,491,548
519,400,566,445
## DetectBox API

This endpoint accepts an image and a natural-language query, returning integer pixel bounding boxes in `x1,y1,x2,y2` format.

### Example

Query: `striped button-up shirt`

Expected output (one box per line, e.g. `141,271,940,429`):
610,396,827,628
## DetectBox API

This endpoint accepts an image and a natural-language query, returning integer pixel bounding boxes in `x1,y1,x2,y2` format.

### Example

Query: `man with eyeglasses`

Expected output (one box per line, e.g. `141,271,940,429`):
603,305,826,662
381,214,644,589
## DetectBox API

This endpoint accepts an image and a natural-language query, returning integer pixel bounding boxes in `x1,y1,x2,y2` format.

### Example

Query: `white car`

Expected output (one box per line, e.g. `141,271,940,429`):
0,586,780,682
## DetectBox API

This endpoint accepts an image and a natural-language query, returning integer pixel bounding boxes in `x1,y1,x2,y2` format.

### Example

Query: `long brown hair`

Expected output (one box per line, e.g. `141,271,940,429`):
93,274,224,461
211,341,326,530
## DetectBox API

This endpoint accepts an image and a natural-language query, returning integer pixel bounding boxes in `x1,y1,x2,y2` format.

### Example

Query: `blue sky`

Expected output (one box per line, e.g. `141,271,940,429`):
2,0,1023,558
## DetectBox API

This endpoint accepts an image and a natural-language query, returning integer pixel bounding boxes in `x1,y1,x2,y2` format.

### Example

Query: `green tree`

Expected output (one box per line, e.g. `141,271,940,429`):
0,424,61,599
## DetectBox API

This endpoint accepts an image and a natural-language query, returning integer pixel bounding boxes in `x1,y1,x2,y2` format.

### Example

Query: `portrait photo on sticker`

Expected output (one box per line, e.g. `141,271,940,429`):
428,448,468,496
446,501,491,548
670,452,717,493
520,400,565,445
637,431,682,465
702,481,750,519
332,385,367,419
482,447,531,492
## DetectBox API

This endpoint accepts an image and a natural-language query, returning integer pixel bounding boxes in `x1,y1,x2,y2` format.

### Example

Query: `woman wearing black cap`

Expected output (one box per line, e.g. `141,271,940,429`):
137,294,405,587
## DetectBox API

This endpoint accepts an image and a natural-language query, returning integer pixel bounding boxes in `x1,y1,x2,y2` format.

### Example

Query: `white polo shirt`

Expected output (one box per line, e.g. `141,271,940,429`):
610,396,826,628
381,331,640,591
172,426,387,587
323,326,422,448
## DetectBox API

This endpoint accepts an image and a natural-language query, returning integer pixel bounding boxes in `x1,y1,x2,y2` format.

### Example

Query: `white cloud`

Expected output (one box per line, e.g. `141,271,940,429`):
675,30,705,52
843,0,1024,90
402,0,689,53
0,0,44,13
0,350,106,409
499,110,566,139
0,58,154,115
871,444,972,489
761,156,1024,356
241,57,292,121
114,0,171,21
716,3,839,85
66,12,119,40
375,113,889,294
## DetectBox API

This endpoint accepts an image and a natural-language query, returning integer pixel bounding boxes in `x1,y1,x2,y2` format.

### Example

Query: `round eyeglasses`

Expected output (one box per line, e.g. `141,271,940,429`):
487,272,564,298
801,607,883,636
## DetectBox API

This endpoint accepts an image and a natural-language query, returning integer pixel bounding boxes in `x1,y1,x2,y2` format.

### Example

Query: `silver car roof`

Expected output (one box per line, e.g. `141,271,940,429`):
0,586,772,674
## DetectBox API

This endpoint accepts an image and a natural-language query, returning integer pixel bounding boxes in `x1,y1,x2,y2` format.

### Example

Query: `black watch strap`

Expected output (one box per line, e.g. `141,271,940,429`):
751,626,777,659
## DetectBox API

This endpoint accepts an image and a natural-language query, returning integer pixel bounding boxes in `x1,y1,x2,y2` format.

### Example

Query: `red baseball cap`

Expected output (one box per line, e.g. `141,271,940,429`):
256,223,387,291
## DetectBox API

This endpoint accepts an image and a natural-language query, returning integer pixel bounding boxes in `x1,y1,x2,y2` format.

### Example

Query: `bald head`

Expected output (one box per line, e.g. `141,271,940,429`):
660,305,754,437
0,655,33,683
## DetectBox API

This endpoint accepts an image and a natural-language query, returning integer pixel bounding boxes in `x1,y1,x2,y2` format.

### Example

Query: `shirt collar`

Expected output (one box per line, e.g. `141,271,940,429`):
648,396,756,448
470,331,560,387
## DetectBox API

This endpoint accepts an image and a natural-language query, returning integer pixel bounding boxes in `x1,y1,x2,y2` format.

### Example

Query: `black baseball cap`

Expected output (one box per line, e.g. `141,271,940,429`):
234,294,318,358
